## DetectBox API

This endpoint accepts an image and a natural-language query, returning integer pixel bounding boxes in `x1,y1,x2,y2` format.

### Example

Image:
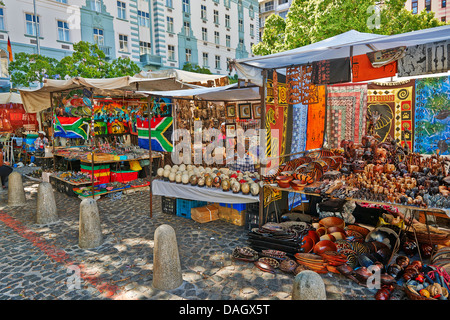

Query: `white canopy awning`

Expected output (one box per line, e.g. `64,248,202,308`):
18,76,201,113
234,25,450,85
138,82,261,101
135,68,229,85
0,92,22,104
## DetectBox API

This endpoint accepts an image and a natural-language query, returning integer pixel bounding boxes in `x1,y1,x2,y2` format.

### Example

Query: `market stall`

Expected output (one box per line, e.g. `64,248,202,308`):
136,82,263,225
226,26,450,300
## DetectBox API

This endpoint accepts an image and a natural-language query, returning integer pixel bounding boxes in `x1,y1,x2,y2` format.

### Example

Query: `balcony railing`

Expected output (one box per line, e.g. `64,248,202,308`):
140,54,162,66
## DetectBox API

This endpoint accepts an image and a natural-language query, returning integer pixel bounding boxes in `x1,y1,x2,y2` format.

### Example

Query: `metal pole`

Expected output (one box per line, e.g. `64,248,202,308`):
50,92,56,171
148,96,153,218
90,89,95,199
259,69,267,228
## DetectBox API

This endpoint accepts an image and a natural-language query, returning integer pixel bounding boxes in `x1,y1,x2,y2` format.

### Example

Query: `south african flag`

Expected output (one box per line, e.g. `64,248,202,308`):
137,117,173,152
54,116,90,140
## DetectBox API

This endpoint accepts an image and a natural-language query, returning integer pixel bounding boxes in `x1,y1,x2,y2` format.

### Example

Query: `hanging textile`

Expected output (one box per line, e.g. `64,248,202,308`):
325,84,368,149
367,80,415,151
311,57,351,85
306,85,327,150
137,116,174,152
398,40,450,77
352,54,397,82
414,76,450,155
54,116,90,140
287,65,319,105
264,72,289,207
291,102,308,155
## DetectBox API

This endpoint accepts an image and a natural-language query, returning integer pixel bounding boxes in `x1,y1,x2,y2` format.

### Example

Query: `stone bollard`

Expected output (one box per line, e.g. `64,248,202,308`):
36,182,58,224
78,198,103,249
292,270,327,300
152,224,183,291
7,171,26,206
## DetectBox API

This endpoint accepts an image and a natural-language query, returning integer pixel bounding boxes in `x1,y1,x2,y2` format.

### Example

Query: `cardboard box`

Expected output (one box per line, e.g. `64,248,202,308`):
191,204,219,223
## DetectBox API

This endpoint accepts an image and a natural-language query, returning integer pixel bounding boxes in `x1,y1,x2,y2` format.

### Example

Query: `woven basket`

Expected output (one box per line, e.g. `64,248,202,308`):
403,285,437,301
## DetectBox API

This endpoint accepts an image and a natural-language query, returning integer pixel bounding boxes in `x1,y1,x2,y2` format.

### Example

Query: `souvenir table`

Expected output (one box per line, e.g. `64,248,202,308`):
152,179,259,204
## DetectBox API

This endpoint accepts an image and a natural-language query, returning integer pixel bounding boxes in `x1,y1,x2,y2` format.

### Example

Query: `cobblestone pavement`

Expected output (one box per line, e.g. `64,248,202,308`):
0,170,380,301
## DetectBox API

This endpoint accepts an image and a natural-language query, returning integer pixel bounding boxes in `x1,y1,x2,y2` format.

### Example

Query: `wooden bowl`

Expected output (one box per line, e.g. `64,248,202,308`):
299,235,314,253
319,234,336,242
316,227,327,237
276,175,293,188
313,240,337,255
307,230,320,244
327,226,345,234
319,216,345,230
290,180,306,191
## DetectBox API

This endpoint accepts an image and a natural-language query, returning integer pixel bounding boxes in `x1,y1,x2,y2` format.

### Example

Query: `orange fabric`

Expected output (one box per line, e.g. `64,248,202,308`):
306,85,326,150
352,54,397,82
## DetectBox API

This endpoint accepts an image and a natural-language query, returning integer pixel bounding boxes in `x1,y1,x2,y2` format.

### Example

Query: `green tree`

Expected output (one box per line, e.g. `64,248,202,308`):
253,0,446,56
9,41,142,88
182,62,212,74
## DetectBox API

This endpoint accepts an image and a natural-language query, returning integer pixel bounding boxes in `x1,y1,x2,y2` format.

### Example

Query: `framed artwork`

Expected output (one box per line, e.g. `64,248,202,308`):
238,103,252,119
226,103,236,118
225,123,236,137
252,103,261,119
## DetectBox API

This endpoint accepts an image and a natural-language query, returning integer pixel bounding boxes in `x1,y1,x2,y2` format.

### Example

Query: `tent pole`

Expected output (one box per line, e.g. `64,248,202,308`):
258,69,267,228
50,92,56,171
90,89,95,199
148,96,153,218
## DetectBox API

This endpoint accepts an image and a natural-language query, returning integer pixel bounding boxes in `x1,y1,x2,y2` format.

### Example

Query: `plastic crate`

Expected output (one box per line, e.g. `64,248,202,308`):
176,198,207,219
219,203,247,211
80,164,110,171
162,196,177,215
111,170,138,183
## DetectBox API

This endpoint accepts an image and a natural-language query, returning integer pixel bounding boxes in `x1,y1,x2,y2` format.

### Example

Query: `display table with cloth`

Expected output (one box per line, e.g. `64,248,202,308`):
152,179,259,204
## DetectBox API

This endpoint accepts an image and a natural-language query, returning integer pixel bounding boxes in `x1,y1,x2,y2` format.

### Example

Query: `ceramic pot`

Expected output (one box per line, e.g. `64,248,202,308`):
241,182,250,194
221,179,231,191
189,175,198,186
250,183,260,196
197,177,205,187
231,181,241,193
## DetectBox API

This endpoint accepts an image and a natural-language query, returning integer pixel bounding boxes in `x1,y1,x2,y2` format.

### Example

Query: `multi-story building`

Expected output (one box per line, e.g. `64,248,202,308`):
0,0,259,91
258,0,291,40
405,0,449,22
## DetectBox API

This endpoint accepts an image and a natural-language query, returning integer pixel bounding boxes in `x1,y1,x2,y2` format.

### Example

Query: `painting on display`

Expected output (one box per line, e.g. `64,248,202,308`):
238,103,252,119
414,76,450,155
367,80,415,151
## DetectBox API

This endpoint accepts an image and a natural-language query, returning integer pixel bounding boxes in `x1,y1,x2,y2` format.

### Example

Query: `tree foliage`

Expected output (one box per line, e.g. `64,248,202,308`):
182,62,212,75
8,41,142,88
253,0,447,56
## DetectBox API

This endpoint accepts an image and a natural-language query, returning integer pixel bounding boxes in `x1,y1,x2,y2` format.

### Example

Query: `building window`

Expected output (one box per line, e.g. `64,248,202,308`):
411,0,418,13
168,45,175,60
213,10,219,24
166,0,173,8
226,34,231,47
26,13,40,36
184,21,190,36
140,41,151,55
214,31,219,45
279,0,288,4
57,20,70,42
442,16,447,21
182,0,190,13
0,8,5,31
92,0,102,12
442,0,446,7
185,48,192,63
249,5,254,18
93,28,104,45
239,38,244,49
202,27,208,41
250,24,254,36
117,1,126,19
202,52,208,67
215,55,220,69
224,0,230,8
201,5,207,20
425,0,431,11
279,10,288,19
239,19,244,32
138,10,150,27
119,34,128,52
56,0,68,3
167,16,174,32
225,14,230,28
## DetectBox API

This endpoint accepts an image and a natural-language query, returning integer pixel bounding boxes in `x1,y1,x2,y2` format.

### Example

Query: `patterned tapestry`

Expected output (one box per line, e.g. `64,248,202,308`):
325,84,368,149
414,76,450,155
311,57,351,85
306,85,327,150
291,102,308,155
264,72,289,207
398,40,450,77
287,65,319,105
367,80,415,151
